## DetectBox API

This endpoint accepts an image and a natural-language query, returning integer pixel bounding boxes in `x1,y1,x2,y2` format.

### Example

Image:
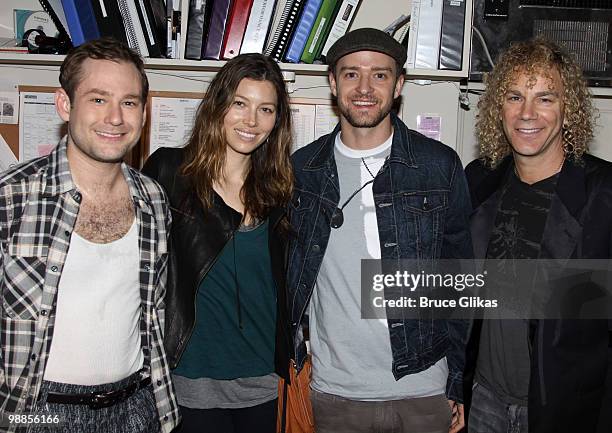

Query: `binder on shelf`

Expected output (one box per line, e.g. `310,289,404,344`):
320,0,360,58
185,0,211,60
284,0,323,63
60,0,100,46
263,0,289,55
135,0,163,57
178,0,190,59
116,0,149,56
438,0,465,70
38,0,72,40
202,0,232,60
145,0,169,58
221,0,255,59
89,0,128,46
300,0,339,64
407,0,443,70
240,0,277,54
165,0,175,57
267,0,307,61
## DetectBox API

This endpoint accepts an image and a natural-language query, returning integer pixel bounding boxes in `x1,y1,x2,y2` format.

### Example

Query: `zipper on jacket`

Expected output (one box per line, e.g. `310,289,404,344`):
537,322,547,405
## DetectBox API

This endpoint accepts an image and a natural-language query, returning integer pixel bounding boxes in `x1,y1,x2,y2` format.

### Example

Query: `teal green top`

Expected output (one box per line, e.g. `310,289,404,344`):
174,219,277,379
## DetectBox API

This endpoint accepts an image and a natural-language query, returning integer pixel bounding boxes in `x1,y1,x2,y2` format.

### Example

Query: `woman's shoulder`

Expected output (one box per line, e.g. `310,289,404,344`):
141,147,185,179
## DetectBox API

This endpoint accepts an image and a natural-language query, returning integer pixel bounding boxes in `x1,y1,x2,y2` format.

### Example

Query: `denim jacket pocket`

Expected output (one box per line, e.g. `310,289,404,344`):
402,192,448,259
289,191,316,238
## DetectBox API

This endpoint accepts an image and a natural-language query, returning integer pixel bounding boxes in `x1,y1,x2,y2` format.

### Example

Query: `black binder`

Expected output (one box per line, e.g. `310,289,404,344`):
185,0,212,60
438,0,466,70
267,0,306,61
135,0,163,57
89,0,129,46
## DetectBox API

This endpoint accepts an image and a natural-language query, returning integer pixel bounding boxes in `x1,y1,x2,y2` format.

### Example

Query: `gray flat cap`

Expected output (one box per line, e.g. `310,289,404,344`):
326,28,407,68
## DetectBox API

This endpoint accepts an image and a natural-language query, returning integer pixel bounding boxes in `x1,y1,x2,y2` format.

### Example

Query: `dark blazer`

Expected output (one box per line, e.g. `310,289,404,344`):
142,147,291,381
464,154,612,433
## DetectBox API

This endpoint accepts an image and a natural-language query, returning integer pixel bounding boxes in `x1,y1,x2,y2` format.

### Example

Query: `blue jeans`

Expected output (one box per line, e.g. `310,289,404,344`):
468,383,528,433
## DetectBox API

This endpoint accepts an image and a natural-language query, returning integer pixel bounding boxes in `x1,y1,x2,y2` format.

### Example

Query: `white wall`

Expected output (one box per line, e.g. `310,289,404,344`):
457,87,612,166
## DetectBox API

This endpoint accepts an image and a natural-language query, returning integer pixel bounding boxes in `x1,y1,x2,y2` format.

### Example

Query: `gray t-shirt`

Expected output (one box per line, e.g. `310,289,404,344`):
309,132,448,400
172,373,278,409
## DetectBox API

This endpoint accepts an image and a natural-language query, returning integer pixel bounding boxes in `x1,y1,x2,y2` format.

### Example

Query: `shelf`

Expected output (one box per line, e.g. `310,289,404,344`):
0,53,470,80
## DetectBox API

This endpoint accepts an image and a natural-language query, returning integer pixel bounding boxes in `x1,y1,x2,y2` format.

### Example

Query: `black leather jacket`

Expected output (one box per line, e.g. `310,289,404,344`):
142,147,291,381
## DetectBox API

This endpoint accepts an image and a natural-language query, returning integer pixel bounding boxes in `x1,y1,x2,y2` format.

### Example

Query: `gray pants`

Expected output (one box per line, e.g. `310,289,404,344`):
468,383,528,433
29,372,161,433
311,390,451,433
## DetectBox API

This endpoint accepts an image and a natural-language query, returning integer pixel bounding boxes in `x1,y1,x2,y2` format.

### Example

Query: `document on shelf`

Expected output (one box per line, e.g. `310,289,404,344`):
19,91,65,163
148,96,202,156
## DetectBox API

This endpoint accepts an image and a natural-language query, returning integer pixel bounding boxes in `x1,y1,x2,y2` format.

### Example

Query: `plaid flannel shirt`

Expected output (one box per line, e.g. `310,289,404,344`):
0,138,180,433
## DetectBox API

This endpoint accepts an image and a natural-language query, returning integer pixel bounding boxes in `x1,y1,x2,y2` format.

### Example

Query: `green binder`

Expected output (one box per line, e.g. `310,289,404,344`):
300,0,340,64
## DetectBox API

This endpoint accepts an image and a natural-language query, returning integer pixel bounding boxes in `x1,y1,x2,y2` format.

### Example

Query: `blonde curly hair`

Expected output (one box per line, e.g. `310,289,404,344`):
475,37,596,168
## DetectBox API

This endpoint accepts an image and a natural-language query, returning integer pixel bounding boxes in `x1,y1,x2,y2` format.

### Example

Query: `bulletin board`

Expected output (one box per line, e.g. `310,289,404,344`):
139,92,339,168
0,85,61,161
1,86,341,170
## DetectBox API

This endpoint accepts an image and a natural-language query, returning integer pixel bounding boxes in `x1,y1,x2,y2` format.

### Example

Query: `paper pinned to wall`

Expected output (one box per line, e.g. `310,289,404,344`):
315,105,340,140
416,114,442,141
290,104,316,152
19,91,65,163
148,96,202,156
0,91,18,124
0,133,18,173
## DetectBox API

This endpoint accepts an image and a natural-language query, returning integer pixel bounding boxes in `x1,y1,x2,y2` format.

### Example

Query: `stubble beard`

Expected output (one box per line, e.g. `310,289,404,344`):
338,98,392,129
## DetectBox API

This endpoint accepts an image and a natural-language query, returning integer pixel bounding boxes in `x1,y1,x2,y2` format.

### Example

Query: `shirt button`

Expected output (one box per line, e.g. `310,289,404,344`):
73,193,82,202
312,244,320,253
64,230,70,236
31,354,37,361
157,380,162,386
163,415,169,422
144,264,151,271
41,310,47,316
51,266,58,272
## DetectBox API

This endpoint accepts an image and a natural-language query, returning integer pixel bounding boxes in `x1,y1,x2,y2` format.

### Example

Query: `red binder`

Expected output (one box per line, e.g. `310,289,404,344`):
221,0,255,59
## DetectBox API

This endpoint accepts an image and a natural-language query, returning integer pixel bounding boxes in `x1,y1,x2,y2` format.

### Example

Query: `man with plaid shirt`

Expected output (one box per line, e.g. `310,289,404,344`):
0,39,179,432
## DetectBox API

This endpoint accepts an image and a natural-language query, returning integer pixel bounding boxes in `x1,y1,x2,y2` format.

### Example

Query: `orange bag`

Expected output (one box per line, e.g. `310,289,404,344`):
277,357,314,433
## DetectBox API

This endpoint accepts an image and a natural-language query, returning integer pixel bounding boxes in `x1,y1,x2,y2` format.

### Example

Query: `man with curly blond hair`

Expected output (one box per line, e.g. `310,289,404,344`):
464,38,611,433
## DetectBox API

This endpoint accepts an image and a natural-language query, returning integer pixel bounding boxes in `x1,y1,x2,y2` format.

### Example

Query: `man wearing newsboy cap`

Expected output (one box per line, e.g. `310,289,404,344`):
287,28,473,433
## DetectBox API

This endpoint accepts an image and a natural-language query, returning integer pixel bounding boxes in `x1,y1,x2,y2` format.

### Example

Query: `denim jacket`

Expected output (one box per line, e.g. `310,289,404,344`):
287,113,473,402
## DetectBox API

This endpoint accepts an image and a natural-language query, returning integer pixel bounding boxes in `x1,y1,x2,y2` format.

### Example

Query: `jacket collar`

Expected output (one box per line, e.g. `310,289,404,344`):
303,112,417,171
474,154,587,220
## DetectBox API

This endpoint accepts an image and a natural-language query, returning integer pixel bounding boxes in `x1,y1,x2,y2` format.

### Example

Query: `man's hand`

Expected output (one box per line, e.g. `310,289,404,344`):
448,400,465,433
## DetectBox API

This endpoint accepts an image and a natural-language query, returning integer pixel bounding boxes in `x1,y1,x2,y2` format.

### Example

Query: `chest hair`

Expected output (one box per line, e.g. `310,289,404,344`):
74,195,135,243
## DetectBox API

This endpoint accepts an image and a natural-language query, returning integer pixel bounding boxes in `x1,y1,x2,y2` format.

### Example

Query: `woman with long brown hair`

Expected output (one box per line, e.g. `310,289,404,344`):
143,53,293,433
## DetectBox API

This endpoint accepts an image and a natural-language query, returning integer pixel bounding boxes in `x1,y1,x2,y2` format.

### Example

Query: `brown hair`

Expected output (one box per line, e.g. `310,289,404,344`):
476,37,595,167
181,53,293,221
60,37,148,103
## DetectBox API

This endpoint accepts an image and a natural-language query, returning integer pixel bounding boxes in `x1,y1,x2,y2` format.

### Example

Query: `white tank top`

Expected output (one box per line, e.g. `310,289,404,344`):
44,221,144,385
